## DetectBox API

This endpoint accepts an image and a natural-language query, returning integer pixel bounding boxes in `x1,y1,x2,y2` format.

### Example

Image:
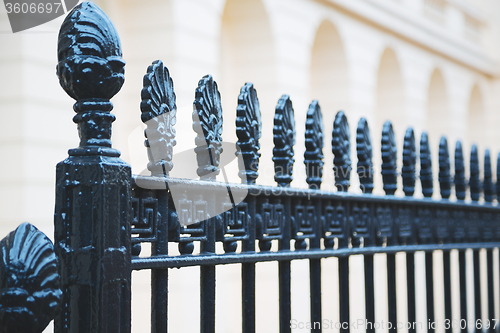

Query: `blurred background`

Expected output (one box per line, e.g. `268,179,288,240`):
1,0,500,332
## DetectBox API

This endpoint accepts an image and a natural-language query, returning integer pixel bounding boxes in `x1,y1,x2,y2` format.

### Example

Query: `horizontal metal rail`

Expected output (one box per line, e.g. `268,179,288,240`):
132,242,500,270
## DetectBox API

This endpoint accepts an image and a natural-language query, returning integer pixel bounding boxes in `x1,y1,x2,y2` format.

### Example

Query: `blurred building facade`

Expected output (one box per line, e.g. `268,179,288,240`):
1,0,500,332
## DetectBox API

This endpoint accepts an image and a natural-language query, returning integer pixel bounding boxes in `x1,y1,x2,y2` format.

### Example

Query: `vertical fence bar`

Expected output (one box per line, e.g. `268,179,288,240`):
387,253,398,333
339,256,350,333
473,250,482,333
242,195,257,333
236,82,261,333
140,59,177,333
459,250,468,333
151,191,169,333
305,100,324,333
487,249,495,333
407,252,417,333
364,255,375,333
192,74,224,333
273,95,295,333
443,250,452,333
200,217,216,333
333,111,352,333
426,251,435,333
279,196,292,333
309,199,322,333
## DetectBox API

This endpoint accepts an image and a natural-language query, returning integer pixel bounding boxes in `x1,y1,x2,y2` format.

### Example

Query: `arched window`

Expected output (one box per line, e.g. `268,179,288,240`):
220,0,276,171
310,20,348,188
375,48,405,137
425,69,449,148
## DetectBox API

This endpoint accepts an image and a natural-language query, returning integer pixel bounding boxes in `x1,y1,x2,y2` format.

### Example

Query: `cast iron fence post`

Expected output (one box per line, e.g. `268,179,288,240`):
53,3,131,333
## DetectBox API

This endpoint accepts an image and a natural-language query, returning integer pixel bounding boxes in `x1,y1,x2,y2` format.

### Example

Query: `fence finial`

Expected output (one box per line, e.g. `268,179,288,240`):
469,144,481,201
484,149,494,202
454,141,466,200
356,118,373,194
402,128,416,196
381,121,397,195
273,95,295,187
420,132,433,198
236,83,262,184
56,1,125,157
193,75,223,180
332,111,351,192
0,223,62,333
438,136,451,199
304,101,324,189
141,60,177,177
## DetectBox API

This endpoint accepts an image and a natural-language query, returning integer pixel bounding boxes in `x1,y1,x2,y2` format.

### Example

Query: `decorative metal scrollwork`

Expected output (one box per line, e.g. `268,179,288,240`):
0,223,62,333
402,128,416,196
236,83,262,184
469,144,481,201
356,118,373,194
304,101,324,189
332,111,351,192
141,60,177,176
273,95,296,187
438,136,451,199
484,149,494,203
420,132,433,198
381,121,397,195
193,75,223,180
455,141,466,200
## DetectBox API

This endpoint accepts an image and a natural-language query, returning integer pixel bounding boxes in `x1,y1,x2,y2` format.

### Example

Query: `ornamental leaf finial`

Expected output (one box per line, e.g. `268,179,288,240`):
236,83,262,184
332,111,351,192
0,223,62,333
56,1,125,157
304,101,324,189
141,60,177,177
484,149,494,202
455,141,466,200
469,144,481,201
420,132,433,198
193,75,223,180
273,95,296,187
356,118,373,194
381,121,397,195
402,128,416,196
438,136,452,199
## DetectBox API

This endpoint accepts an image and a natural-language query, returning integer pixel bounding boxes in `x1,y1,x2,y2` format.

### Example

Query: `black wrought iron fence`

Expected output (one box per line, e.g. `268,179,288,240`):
1,2,500,333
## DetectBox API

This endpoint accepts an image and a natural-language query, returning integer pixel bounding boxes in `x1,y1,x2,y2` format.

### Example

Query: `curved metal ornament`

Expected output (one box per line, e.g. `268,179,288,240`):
0,223,62,333
193,75,223,180
273,95,296,187
455,141,466,200
469,144,481,201
484,149,494,203
402,128,416,196
236,83,262,184
356,118,373,194
304,101,324,189
332,111,351,192
438,136,452,199
420,132,433,198
141,60,177,176
381,121,397,195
